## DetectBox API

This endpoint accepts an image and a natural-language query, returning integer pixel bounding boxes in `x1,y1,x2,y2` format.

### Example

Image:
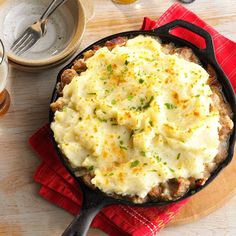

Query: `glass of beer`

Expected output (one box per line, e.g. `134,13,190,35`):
0,39,10,116
112,0,138,4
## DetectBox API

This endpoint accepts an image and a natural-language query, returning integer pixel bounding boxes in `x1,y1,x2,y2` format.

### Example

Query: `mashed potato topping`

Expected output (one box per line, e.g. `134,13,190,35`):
51,35,220,198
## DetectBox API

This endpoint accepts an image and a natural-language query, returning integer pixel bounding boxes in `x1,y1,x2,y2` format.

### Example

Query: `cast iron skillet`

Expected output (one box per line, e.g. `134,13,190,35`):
49,20,236,236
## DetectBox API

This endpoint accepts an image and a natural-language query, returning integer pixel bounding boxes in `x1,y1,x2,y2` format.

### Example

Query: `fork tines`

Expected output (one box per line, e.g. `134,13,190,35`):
11,28,36,56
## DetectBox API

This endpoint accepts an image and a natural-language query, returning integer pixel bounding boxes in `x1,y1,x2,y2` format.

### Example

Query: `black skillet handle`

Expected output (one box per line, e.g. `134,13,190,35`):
61,204,104,236
61,183,115,236
153,19,216,60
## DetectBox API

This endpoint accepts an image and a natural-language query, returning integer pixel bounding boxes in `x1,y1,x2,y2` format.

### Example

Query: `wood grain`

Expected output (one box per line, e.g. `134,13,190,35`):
80,0,94,22
0,0,236,235
170,148,236,225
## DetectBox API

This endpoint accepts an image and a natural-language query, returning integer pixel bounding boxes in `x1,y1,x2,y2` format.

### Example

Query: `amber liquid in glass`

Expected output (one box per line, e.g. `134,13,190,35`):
0,59,10,116
112,0,138,4
0,89,10,116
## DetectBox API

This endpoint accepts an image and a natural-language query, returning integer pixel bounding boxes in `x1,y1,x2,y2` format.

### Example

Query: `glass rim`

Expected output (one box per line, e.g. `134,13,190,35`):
0,39,5,65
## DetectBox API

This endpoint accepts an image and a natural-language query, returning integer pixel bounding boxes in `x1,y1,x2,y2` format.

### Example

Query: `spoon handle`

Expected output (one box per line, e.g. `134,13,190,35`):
40,0,69,22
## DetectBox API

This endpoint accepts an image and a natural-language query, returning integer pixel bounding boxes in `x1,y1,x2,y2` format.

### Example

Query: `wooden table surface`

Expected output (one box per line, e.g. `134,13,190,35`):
1,0,236,235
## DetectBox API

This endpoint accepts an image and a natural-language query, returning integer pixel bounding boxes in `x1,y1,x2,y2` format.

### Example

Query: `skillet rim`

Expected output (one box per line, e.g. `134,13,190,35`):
49,24,236,207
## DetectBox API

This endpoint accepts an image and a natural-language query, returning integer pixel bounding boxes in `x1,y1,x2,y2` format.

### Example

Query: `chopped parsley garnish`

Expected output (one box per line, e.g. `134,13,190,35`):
127,95,133,101
100,77,107,80
169,167,175,173
87,92,96,95
130,160,140,168
140,98,145,105
142,96,154,110
149,120,153,126
111,99,117,105
110,118,118,126
195,94,200,97
107,64,113,73
98,118,107,122
140,151,146,157
119,140,124,145
121,67,128,75
143,163,148,166
155,155,161,162
139,78,144,84
136,96,154,111
88,166,94,171
163,162,167,165
105,172,114,176
79,117,82,121
120,145,128,150
124,60,129,65
165,103,177,110
177,153,181,160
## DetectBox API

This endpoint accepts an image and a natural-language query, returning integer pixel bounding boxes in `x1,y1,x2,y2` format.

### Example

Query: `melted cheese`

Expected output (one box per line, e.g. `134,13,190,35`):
51,35,220,198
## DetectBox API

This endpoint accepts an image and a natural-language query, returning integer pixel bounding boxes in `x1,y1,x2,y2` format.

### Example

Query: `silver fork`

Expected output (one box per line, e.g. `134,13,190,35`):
11,0,69,56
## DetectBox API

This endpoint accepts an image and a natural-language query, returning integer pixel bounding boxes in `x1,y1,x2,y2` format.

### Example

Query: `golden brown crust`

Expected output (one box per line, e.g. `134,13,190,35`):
169,178,191,198
83,50,95,61
50,100,64,112
173,47,200,64
61,69,78,89
71,59,87,72
105,37,128,50
148,185,161,201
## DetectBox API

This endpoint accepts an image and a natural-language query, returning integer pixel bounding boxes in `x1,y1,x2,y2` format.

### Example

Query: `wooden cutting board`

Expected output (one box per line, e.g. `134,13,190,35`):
169,148,236,226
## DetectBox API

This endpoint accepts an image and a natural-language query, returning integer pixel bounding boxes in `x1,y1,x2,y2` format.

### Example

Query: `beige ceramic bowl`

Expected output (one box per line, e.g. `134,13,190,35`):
0,0,94,70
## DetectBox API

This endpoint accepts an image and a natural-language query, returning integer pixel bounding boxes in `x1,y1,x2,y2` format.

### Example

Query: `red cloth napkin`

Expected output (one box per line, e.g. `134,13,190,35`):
29,3,236,236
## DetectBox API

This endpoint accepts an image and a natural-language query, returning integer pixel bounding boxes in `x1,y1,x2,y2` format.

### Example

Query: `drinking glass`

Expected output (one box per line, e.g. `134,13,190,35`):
112,0,138,4
0,39,10,116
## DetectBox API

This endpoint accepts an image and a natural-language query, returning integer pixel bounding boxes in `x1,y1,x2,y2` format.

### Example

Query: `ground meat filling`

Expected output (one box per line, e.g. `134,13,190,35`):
51,36,234,203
